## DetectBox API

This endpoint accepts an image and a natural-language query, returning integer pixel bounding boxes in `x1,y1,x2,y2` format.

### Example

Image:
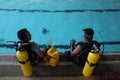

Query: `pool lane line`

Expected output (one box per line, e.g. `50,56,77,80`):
0,8,120,13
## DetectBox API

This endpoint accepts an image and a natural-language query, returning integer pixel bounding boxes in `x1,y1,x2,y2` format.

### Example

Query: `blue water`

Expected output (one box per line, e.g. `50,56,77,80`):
0,0,120,53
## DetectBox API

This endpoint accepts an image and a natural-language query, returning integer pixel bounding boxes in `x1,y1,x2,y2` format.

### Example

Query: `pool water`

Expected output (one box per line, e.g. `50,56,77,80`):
0,0,120,53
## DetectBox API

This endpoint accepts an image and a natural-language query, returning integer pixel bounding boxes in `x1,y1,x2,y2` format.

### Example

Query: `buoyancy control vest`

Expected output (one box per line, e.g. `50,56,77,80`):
74,40,100,67
15,41,41,65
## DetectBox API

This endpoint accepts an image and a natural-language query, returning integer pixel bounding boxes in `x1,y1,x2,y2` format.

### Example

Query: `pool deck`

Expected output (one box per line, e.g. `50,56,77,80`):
0,53,120,80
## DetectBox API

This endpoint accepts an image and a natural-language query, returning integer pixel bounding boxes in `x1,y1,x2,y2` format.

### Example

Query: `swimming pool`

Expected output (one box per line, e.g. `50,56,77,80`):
0,0,120,53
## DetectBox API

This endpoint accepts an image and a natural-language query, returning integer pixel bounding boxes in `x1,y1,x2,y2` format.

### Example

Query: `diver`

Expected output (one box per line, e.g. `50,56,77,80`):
16,28,47,65
63,28,100,67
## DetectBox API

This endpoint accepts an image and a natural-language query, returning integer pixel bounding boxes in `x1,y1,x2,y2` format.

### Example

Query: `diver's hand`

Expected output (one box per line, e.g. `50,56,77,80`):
43,48,48,56
70,39,76,46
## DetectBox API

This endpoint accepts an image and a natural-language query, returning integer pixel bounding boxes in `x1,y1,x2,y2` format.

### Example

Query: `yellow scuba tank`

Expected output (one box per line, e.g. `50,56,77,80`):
44,47,59,67
16,43,33,77
82,44,100,77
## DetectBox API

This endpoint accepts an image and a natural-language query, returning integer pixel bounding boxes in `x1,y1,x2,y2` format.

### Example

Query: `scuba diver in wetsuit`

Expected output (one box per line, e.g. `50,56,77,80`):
16,28,47,65
64,28,100,67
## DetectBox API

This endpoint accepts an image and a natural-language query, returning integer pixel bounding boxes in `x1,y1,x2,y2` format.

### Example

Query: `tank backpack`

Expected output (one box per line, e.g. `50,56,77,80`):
15,41,41,65
74,41,100,67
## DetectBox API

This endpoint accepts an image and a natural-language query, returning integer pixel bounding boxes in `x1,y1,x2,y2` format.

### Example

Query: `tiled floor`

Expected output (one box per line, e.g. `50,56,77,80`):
0,53,120,80
1,75,120,80
0,76,97,80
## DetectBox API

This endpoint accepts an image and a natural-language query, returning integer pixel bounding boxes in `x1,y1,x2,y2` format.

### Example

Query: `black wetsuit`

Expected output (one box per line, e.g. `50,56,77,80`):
64,40,100,67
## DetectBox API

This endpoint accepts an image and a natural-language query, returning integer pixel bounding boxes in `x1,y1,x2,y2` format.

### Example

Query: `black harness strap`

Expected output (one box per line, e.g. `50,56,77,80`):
17,58,29,64
86,59,98,67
